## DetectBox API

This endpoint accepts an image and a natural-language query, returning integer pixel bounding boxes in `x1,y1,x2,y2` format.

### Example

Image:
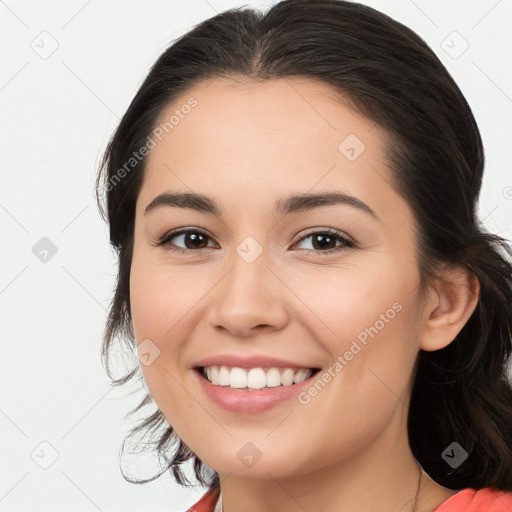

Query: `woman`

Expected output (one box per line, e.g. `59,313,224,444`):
95,1,512,511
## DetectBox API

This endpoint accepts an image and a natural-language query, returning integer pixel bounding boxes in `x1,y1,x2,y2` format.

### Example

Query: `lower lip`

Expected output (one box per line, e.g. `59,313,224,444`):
193,368,319,414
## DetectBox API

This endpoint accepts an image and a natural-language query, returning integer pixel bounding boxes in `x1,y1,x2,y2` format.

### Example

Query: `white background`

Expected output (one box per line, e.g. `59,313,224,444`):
1,0,511,510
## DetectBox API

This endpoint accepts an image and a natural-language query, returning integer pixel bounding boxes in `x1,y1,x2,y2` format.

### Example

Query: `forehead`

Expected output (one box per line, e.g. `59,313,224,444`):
149,76,380,165
137,76,401,223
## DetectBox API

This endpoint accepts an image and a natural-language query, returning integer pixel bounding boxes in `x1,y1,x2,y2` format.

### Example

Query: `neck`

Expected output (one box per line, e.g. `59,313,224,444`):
217,404,457,512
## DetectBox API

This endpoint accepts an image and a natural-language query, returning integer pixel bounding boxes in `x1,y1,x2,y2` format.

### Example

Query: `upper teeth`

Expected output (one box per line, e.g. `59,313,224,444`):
203,365,314,389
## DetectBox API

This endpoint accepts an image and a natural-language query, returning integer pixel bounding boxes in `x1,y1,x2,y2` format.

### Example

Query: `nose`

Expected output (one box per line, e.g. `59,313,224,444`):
206,248,288,338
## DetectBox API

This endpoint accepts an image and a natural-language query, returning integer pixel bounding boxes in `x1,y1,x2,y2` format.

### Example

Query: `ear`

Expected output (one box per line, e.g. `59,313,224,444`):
419,264,480,351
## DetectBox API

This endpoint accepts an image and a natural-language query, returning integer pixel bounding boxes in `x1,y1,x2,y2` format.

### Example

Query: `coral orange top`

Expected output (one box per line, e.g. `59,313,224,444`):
185,487,220,512
186,486,512,512
433,487,512,511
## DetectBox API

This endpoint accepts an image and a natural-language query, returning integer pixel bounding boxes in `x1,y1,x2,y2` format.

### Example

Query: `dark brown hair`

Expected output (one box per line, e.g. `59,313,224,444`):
95,0,512,492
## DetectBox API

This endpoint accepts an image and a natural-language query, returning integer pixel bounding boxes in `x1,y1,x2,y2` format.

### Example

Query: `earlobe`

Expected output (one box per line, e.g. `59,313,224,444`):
419,265,480,352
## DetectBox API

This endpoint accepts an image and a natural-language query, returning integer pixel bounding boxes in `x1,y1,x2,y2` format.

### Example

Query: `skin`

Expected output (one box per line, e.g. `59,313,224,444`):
129,77,479,512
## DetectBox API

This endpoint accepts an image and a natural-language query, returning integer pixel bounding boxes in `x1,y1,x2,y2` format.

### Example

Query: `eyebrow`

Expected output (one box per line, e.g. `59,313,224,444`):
144,191,379,220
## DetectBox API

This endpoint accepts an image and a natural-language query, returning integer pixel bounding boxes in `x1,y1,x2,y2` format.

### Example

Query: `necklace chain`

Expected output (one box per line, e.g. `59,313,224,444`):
411,462,423,512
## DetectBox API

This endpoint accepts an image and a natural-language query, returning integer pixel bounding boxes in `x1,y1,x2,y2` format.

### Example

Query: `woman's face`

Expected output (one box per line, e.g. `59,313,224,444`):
130,77,427,479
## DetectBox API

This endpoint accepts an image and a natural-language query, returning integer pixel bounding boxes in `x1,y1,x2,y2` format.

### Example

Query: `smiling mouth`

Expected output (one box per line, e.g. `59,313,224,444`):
194,365,322,390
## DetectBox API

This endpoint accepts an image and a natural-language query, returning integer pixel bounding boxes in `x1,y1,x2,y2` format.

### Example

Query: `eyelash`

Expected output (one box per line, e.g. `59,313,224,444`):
154,227,356,256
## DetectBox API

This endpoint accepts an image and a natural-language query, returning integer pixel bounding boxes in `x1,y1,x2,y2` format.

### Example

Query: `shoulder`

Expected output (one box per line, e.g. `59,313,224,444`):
434,487,512,512
185,487,220,512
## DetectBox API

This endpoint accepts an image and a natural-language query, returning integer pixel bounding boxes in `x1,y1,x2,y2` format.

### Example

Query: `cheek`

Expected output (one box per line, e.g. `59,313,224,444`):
129,249,194,414
294,258,416,351
129,248,204,345
129,250,227,430
293,259,421,408
292,278,421,466
129,286,196,440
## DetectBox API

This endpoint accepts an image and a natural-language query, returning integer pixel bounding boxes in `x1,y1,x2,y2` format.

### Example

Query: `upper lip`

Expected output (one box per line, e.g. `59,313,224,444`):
192,354,321,370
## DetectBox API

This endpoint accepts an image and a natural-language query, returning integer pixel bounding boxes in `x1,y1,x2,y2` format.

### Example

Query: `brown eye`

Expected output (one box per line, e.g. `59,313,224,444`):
293,229,355,255
155,228,216,254
177,231,210,249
